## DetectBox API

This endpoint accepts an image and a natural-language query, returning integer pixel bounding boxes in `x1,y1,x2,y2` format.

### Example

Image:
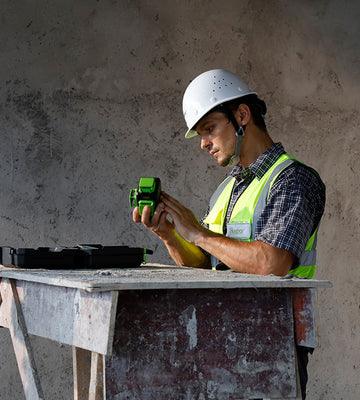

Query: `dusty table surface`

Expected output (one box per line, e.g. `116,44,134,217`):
0,263,332,292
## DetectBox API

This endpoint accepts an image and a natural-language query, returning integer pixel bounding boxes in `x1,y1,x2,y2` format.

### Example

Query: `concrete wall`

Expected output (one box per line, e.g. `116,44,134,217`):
0,0,359,398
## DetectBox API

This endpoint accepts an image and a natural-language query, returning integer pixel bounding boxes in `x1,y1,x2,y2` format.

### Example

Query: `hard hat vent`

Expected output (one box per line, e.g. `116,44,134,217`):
182,69,256,138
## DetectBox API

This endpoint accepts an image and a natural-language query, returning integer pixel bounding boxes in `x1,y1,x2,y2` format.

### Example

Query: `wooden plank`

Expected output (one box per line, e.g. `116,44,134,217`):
89,352,105,400
73,347,91,400
0,280,118,355
0,265,332,292
0,279,45,400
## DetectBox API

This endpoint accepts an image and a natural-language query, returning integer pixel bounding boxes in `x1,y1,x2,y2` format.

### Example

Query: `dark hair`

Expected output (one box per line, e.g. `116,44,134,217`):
225,94,267,132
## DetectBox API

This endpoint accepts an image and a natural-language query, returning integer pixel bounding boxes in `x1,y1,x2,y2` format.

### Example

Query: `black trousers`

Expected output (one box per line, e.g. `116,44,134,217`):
254,345,313,400
296,345,313,400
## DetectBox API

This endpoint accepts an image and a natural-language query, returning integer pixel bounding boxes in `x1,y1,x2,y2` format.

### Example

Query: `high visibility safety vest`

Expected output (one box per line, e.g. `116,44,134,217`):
203,153,318,278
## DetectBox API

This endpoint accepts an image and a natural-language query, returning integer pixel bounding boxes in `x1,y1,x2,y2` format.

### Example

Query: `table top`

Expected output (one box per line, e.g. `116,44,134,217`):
0,264,332,292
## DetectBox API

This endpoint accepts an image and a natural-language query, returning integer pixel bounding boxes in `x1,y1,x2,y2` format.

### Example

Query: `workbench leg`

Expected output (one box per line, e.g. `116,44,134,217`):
73,347,91,400
73,349,106,400
89,352,106,400
0,279,45,400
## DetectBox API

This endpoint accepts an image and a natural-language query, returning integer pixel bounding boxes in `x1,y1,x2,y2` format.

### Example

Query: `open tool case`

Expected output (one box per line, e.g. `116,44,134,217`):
0,244,152,269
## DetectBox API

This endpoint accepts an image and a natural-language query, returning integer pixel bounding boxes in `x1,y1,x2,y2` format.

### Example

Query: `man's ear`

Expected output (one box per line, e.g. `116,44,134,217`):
235,104,251,126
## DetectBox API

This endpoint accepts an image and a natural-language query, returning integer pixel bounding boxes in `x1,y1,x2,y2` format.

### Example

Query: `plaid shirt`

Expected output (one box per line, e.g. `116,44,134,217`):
204,142,326,261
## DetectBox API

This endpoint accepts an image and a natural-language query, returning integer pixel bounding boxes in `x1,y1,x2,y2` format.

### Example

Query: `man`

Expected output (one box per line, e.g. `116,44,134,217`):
132,69,325,399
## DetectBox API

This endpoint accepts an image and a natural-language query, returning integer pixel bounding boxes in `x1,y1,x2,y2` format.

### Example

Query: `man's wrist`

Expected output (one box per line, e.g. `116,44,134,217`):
193,227,209,248
161,229,178,246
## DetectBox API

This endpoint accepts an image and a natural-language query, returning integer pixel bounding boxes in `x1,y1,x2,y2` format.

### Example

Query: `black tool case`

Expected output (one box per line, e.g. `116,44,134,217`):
78,244,152,269
0,245,152,269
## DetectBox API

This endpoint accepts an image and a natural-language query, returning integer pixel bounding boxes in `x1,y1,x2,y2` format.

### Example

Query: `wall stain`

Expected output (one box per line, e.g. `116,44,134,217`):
11,90,62,175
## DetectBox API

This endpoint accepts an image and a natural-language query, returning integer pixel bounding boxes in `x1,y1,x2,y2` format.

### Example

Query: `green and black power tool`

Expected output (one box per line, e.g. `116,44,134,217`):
129,177,161,217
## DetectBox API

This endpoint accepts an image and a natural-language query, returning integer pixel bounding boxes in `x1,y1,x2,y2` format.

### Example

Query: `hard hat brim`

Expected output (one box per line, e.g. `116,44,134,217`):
185,129,198,139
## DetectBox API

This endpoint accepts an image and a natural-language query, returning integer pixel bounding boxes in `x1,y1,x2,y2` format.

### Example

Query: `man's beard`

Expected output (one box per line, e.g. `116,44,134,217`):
222,153,239,167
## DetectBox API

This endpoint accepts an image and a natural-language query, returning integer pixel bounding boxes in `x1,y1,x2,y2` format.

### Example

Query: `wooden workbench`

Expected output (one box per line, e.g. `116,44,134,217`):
0,264,331,400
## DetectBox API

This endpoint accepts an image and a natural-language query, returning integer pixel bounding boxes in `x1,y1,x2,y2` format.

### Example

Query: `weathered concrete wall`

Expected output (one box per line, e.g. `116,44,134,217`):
0,0,359,398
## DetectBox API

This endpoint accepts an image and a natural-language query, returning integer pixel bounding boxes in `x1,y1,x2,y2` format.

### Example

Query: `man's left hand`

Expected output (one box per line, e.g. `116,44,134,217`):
161,192,206,244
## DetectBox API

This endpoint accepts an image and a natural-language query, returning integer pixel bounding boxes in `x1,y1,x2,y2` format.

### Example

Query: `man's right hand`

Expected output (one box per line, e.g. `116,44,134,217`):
132,203,175,242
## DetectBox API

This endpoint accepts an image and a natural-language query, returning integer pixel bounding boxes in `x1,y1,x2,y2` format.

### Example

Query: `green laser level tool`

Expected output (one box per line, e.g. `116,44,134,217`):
129,177,161,217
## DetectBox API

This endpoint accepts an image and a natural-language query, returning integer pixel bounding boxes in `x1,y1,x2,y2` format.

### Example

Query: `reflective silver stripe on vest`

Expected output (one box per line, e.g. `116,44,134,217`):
208,175,234,210
206,176,234,269
299,232,318,266
252,159,294,239
299,249,317,266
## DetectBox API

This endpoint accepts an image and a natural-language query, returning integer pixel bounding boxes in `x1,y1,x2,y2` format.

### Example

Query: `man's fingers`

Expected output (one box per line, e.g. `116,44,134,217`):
159,211,175,229
141,206,152,226
163,197,191,221
163,205,181,223
132,207,141,223
161,192,185,212
161,191,182,206
151,203,165,226
158,211,168,224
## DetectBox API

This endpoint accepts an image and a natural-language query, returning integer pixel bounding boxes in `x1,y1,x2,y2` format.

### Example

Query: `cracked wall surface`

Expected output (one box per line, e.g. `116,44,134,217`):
0,0,359,398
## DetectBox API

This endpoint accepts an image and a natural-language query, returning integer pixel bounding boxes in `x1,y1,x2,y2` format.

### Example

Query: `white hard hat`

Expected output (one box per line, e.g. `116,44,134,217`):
182,69,256,138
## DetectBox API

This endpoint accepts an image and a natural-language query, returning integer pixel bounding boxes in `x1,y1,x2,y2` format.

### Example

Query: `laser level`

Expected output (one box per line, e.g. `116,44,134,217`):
129,177,161,217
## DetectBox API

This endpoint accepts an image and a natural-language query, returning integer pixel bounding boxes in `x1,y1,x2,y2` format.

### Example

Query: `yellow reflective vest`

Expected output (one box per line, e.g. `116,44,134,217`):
203,153,317,278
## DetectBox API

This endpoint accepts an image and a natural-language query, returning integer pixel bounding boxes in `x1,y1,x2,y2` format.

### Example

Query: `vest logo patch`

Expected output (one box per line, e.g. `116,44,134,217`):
227,222,251,240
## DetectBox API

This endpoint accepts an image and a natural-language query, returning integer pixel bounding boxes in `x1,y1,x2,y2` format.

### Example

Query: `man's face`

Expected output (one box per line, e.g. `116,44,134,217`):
195,112,236,167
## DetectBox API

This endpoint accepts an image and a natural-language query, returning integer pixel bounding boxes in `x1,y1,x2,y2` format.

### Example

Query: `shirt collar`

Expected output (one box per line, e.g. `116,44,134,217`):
229,142,286,181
